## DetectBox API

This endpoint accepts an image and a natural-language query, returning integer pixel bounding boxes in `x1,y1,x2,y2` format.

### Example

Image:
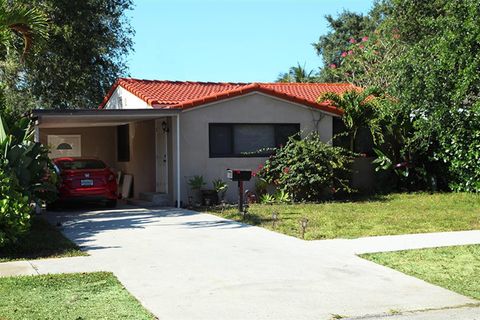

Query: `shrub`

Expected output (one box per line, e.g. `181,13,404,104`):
188,175,206,190
257,133,353,201
212,179,228,201
0,114,57,247
274,189,292,204
259,193,275,205
0,165,31,246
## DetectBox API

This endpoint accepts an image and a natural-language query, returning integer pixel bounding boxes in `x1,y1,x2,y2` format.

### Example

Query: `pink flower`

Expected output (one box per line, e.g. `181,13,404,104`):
258,164,264,170
348,50,353,55
362,36,369,42
283,167,290,174
252,171,257,177
359,44,365,49
341,52,347,58
329,63,336,69
349,38,356,44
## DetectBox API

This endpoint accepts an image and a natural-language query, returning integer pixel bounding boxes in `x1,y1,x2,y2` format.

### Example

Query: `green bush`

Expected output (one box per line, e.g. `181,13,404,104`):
1,115,57,203
0,114,57,247
257,133,353,201
0,166,31,246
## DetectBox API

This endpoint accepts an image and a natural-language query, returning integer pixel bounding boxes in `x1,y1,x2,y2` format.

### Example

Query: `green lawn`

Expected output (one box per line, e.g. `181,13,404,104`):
204,193,480,239
0,272,155,319
361,245,480,300
0,216,85,262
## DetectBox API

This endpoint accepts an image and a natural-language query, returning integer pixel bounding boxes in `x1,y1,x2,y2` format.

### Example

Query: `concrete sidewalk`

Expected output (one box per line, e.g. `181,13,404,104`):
349,305,480,320
313,229,480,254
1,207,479,320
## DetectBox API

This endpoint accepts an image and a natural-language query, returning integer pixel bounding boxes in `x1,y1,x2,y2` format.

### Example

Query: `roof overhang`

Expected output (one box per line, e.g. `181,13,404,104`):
33,109,180,128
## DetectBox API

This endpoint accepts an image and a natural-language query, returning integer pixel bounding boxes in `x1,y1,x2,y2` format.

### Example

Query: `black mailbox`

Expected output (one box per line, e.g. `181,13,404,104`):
227,169,252,214
226,169,252,181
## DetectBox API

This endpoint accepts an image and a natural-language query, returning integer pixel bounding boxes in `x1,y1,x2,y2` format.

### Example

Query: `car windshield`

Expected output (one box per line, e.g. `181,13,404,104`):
57,159,106,170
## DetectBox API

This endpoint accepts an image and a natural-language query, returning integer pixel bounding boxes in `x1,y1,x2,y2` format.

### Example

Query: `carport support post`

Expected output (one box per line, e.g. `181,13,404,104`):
238,181,244,214
34,122,41,214
176,114,181,208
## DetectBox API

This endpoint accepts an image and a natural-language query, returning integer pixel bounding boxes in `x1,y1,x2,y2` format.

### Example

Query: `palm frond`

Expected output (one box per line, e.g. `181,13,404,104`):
0,0,48,57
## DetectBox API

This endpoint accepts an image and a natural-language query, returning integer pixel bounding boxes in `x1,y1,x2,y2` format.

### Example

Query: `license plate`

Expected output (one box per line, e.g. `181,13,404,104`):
81,179,94,186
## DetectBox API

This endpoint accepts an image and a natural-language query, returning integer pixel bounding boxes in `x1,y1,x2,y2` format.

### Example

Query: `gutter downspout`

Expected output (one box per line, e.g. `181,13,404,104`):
176,114,181,208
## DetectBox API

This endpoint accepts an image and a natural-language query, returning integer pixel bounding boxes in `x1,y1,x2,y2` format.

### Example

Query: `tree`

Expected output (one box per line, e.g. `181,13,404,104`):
2,0,134,112
0,0,48,57
276,63,317,83
318,88,383,152
310,2,391,84
313,10,371,83
382,0,480,192
0,0,50,246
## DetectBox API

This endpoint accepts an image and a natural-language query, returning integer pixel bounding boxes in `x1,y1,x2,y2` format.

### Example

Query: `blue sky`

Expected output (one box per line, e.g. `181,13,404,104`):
127,0,373,83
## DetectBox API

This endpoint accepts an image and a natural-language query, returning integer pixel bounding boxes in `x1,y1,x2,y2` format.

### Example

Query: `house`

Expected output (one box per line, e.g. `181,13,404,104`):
33,78,358,207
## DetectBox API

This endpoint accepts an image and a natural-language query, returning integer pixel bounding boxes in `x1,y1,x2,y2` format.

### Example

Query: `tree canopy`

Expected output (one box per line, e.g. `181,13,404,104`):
1,0,134,112
281,0,480,192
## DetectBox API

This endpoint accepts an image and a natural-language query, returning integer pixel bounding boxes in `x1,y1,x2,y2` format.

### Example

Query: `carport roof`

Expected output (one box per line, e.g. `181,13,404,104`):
33,108,179,128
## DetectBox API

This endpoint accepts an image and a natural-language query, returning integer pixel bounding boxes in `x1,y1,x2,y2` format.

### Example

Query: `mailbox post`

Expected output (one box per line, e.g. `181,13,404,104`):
226,169,252,213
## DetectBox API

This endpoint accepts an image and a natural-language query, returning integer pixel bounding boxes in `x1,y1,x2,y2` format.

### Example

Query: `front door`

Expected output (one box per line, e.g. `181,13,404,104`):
155,119,169,193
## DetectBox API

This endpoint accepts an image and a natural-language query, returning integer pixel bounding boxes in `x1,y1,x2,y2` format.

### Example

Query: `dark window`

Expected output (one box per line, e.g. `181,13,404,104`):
117,124,130,162
209,124,233,156
209,123,300,158
57,159,107,171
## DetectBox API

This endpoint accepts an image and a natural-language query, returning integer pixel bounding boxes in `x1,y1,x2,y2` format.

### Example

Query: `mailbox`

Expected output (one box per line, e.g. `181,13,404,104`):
226,169,252,181
227,169,252,214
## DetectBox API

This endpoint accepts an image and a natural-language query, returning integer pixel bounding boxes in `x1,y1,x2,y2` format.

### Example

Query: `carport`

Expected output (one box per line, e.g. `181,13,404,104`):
33,109,182,207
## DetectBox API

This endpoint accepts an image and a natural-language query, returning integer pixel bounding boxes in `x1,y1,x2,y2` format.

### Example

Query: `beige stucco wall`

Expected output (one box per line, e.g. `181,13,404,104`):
40,127,116,168
178,92,334,203
40,122,157,199
115,120,156,198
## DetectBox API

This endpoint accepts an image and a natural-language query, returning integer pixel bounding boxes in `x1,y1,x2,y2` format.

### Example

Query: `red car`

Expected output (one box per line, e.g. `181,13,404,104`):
49,157,118,208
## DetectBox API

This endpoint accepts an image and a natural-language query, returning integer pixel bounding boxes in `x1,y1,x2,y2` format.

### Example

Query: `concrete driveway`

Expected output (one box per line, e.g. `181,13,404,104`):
31,206,477,320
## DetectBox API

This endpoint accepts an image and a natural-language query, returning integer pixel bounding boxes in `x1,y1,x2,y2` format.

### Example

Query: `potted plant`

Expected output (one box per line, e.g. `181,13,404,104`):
212,179,228,203
188,175,206,207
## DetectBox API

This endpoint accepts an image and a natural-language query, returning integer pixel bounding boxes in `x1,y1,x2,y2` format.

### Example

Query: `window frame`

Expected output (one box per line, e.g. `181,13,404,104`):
209,123,300,158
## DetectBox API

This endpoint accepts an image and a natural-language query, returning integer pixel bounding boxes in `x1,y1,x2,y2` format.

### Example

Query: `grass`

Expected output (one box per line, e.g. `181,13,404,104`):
361,245,480,300
204,193,480,239
0,216,86,262
0,272,155,319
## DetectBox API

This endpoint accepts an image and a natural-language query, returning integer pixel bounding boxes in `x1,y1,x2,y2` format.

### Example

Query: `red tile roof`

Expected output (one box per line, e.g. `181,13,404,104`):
99,78,360,115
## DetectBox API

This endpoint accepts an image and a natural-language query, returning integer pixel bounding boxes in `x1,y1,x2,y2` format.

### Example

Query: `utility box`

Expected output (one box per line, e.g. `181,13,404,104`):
226,169,252,182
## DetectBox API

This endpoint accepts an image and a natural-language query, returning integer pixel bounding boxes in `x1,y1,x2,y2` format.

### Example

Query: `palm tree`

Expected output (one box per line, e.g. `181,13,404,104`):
318,87,383,152
0,0,48,141
0,0,48,58
276,63,317,83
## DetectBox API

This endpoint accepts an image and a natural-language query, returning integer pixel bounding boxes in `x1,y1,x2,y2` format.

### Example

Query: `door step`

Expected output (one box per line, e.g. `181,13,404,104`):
126,192,171,207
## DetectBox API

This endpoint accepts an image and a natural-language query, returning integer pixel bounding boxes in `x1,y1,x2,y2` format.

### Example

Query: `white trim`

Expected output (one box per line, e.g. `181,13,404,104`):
104,86,153,110
173,91,341,118
176,114,181,208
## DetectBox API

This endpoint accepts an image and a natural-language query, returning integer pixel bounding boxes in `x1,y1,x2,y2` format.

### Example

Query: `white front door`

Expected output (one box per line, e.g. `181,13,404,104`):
155,119,169,193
